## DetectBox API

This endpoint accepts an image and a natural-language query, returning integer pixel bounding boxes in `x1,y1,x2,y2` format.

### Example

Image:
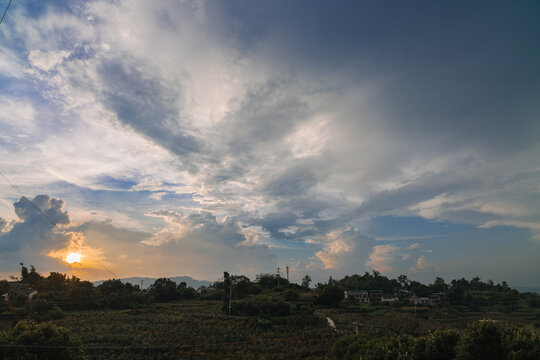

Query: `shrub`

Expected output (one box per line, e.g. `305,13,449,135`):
315,285,344,307
227,294,291,316
328,323,539,360
456,321,508,360
26,298,65,321
284,289,300,302
0,321,83,359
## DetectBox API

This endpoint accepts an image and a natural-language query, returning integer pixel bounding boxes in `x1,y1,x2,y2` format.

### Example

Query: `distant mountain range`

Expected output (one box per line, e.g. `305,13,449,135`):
513,286,540,294
93,276,213,290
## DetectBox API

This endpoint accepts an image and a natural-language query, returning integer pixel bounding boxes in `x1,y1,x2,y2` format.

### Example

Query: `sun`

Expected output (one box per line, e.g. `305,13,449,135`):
65,252,82,264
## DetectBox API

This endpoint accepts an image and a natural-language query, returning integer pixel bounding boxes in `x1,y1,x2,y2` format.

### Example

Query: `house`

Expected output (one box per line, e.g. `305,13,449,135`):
369,290,383,303
344,290,370,303
196,285,216,295
380,294,399,303
411,295,430,305
398,289,412,296
428,292,446,306
2,283,38,301
0,315,23,330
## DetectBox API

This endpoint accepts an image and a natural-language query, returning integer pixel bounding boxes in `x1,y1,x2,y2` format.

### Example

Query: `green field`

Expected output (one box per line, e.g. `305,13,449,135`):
47,300,539,359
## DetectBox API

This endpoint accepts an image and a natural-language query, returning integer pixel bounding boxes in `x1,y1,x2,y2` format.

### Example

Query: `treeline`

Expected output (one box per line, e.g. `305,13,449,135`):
330,321,540,360
2,265,540,322
0,264,201,321
318,271,540,310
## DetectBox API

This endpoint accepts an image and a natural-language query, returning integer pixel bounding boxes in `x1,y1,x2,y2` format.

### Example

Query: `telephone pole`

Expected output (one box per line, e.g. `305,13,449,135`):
286,266,289,282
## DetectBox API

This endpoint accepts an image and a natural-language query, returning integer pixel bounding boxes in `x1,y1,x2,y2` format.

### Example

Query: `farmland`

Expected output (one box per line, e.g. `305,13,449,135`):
51,300,339,359
2,269,540,359
47,300,540,359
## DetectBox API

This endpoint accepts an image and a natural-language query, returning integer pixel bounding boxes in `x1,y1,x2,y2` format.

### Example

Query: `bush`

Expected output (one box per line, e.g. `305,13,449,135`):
0,321,83,359
456,321,508,360
26,298,65,322
200,290,224,300
284,289,300,302
227,294,291,316
315,285,344,307
328,323,539,360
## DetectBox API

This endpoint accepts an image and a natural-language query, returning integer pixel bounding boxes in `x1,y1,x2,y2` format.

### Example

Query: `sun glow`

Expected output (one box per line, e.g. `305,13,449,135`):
65,252,82,264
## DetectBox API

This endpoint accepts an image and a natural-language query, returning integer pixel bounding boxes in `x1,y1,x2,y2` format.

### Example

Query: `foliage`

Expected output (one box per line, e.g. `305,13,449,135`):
455,321,508,359
0,280,9,294
338,271,398,293
149,278,179,302
302,275,312,289
26,298,65,322
255,273,289,289
284,289,300,302
51,301,337,359
227,294,292,316
315,285,344,307
329,322,539,360
0,320,83,360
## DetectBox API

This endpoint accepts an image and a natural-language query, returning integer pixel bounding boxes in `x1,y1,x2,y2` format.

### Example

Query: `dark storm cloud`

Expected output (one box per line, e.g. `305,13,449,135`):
209,0,540,153
222,80,309,155
204,79,311,184
0,195,69,253
263,165,317,198
97,56,201,161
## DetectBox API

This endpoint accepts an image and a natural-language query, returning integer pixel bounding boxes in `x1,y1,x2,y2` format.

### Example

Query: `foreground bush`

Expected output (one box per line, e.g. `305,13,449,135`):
0,321,83,359
330,322,539,360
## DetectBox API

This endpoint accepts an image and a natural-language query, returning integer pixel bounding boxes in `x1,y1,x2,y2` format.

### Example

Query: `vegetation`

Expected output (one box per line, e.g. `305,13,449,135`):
1,265,539,358
0,321,83,360
329,321,540,360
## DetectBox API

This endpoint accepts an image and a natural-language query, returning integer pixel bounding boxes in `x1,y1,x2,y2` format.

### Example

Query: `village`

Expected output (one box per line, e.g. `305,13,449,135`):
344,289,447,306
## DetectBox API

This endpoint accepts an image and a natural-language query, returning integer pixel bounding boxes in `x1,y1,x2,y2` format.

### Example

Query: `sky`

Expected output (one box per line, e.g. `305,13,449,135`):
0,0,539,286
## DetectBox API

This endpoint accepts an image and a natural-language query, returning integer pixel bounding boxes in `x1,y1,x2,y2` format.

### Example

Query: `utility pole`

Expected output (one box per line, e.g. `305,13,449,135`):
228,278,237,316
277,267,280,286
228,282,233,316
286,266,289,282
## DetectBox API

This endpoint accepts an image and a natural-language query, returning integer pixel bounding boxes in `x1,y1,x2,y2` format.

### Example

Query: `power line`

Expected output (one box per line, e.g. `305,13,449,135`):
0,0,13,25
0,170,119,279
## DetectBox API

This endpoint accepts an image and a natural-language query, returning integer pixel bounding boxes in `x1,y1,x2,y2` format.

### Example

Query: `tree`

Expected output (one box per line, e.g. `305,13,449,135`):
302,275,312,289
255,273,286,289
455,321,508,360
149,278,178,302
315,285,344,307
397,275,410,289
432,277,448,293
0,279,9,294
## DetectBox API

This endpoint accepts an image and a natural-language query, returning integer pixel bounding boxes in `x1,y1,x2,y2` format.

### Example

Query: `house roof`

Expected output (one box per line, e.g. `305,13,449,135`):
345,290,368,295
6,283,37,296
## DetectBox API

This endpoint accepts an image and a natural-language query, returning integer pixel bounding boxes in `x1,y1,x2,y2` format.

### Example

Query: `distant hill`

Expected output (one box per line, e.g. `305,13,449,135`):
93,276,213,290
513,286,540,294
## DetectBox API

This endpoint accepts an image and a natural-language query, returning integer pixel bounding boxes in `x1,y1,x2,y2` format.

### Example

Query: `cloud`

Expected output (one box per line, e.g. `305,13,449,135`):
0,1,539,285
28,49,71,71
0,195,71,271
78,211,278,280
313,227,375,273
410,255,436,273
